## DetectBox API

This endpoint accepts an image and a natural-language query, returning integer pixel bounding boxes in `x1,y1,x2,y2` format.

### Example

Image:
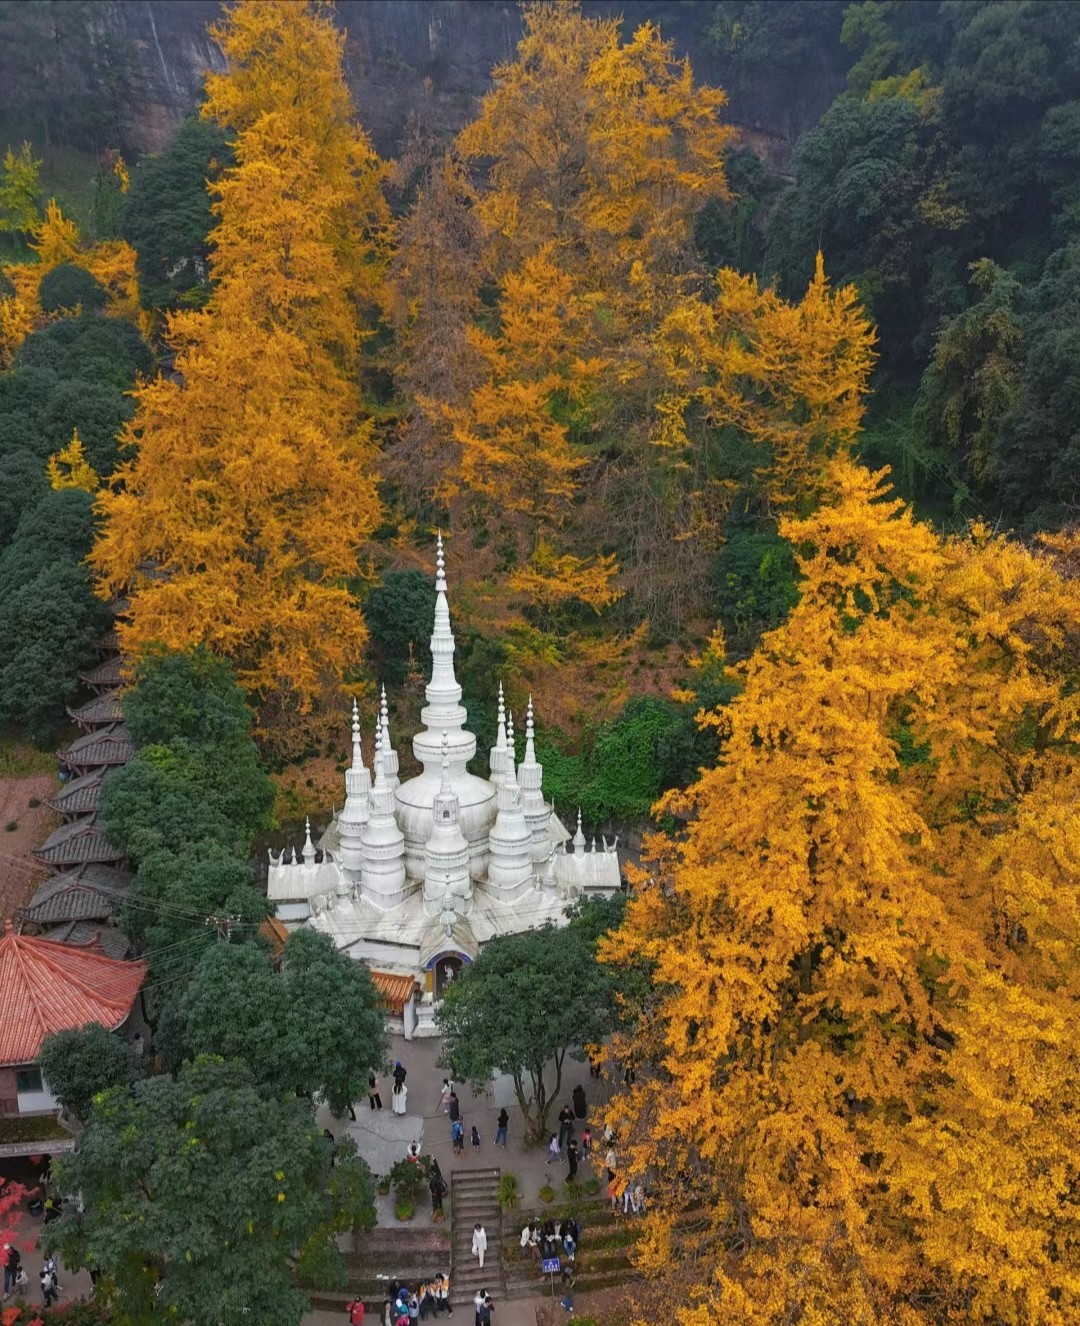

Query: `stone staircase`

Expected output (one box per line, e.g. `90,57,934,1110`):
501,1198,638,1299
306,1225,451,1313
450,1167,504,1303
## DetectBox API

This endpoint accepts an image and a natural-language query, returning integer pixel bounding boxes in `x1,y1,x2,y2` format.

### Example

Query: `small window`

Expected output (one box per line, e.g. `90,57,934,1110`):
443,810,450,820
16,1067,43,1094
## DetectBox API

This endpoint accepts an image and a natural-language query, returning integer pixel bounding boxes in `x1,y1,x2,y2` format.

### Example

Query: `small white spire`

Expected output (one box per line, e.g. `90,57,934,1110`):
380,683,391,745
524,694,537,765
435,530,447,593
496,681,507,750
372,710,384,783
303,816,315,864
573,807,586,856
350,698,363,769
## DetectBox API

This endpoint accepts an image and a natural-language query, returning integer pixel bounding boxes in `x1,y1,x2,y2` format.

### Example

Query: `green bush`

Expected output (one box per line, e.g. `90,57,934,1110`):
539,1184,555,1203
583,1177,600,1195
394,1199,415,1221
39,262,107,314
563,1178,583,1201
497,1171,520,1210
389,1157,427,1204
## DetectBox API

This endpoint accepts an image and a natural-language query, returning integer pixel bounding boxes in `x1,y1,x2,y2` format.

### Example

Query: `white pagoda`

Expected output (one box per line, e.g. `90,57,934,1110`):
266,535,621,1035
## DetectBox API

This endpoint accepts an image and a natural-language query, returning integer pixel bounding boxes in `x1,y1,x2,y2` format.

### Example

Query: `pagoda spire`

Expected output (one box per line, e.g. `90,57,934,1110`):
519,693,553,863
424,731,472,922
361,697,407,909
488,700,533,898
338,697,372,881
489,681,509,787
379,684,400,791
573,807,586,857
302,816,316,866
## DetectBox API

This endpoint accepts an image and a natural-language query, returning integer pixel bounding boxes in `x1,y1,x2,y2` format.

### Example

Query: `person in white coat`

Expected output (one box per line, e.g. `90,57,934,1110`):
471,1222,488,1269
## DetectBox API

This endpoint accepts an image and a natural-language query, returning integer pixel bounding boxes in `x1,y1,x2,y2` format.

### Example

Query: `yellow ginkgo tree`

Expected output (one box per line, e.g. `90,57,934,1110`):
47,429,99,492
603,457,1080,1326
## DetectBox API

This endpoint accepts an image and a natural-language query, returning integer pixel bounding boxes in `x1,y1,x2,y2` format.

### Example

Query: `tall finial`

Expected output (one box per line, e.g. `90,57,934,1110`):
380,683,390,735
435,530,447,593
573,806,586,856
372,704,384,782
506,707,515,758
524,693,536,764
350,698,363,769
496,681,507,749
303,815,316,864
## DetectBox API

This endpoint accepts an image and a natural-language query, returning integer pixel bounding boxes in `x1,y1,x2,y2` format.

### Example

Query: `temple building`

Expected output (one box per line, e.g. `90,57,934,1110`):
267,536,621,1036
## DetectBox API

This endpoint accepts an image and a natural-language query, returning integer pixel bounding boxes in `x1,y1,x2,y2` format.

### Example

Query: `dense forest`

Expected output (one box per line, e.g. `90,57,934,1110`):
2,6,1079,1326
1,0,1079,821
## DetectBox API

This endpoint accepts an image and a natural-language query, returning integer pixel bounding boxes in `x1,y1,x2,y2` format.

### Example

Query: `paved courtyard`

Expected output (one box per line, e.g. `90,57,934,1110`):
318,1032,616,1225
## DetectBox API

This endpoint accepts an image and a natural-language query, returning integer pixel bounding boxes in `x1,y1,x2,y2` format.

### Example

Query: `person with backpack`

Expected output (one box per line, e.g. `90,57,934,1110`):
495,1107,509,1147
40,1267,59,1309
2,1244,20,1298
347,1295,366,1325
451,1118,465,1155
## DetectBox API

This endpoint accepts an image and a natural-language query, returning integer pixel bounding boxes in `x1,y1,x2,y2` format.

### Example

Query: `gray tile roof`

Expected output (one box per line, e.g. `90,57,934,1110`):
33,819,124,869
19,865,132,925
47,769,106,819
59,724,135,771
67,692,125,729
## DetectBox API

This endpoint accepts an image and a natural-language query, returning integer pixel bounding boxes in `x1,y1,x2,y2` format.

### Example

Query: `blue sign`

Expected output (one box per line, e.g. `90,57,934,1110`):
541,1258,561,1275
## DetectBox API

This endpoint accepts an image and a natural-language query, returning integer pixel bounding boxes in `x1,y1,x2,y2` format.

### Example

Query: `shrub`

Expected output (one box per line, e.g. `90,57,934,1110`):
27,797,39,807
497,1171,520,1211
389,1157,426,1205
583,1177,600,1195
39,263,107,315
563,1178,583,1202
4,820,16,831
394,1199,415,1221
539,1184,555,1203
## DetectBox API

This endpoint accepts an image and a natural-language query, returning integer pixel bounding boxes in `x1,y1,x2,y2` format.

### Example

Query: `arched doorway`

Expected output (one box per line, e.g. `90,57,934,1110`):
435,955,463,997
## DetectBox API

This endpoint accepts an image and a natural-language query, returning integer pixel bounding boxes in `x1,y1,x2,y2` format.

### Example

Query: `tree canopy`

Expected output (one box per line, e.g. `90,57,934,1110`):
38,1022,142,1122
437,915,618,1141
46,1056,376,1326
178,930,388,1117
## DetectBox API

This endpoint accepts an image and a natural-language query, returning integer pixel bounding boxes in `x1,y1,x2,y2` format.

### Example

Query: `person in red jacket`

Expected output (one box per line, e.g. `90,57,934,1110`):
346,1296,365,1325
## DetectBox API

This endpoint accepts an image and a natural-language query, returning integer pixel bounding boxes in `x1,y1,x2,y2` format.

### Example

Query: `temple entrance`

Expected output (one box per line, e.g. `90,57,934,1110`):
435,955,463,996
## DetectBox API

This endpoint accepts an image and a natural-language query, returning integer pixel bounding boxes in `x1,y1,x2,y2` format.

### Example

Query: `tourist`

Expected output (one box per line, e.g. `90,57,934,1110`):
435,1271,453,1316
545,1132,561,1167
407,1140,422,1164
495,1107,508,1147
632,1181,645,1214
580,1126,592,1156
439,1078,454,1112
382,1299,393,1326
588,1051,602,1079
605,1145,617,1183
471,1223,488,1270
562,1215,580,1248
408,1290,420,1322
347,1294,366,1325
392,1080,408,1115
472,1290,484,1326
369,1070,383,1110
476,1294,493,1326
566,1136,579,1181
430,1170,447,1215
40,1268,58,1309
540,1219,557,1258
451,1118,465,1155
447,1091,460,1122
393,1061,407,1090
2,1244,20,1298
557,1103,575,1151
470,1124,481,1152
572,1083,586,1119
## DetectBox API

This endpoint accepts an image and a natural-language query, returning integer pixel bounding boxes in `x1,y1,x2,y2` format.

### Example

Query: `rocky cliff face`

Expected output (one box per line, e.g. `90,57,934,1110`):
0,0,846,167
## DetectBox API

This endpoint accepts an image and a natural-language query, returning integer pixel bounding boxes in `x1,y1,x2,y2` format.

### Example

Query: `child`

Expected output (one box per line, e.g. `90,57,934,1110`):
581,1126,592,1155
470,1124,481,1151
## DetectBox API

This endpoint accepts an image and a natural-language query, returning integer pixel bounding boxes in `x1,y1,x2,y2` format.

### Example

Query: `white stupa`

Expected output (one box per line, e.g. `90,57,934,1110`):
266,535,621,1035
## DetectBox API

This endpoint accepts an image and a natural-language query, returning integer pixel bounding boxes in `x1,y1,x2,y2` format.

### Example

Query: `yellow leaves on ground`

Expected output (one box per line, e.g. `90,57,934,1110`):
604,456,1080,1325
92,0,389,711
47,429,99,491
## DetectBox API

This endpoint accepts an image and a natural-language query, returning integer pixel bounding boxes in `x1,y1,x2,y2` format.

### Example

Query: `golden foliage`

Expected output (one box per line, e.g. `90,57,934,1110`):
604,457,1080,1324
30,198,80,270
91,0,389,709
47,429,99,491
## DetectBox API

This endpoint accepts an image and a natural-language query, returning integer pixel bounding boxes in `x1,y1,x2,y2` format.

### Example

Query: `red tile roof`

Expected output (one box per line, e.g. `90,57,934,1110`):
0,920,146,1066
